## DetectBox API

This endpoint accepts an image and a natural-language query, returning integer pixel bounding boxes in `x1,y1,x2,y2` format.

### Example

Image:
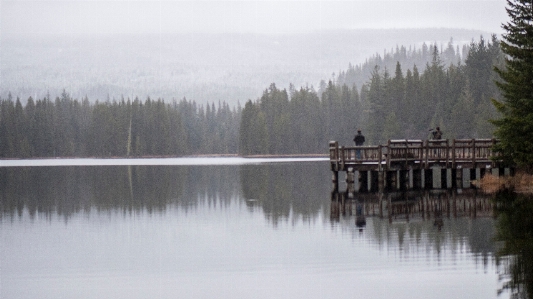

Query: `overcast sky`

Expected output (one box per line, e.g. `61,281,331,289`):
1,0,508,37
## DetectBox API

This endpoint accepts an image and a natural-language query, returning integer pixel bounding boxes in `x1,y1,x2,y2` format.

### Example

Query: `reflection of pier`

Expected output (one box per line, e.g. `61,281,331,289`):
330,189,494,225
329,139,513,191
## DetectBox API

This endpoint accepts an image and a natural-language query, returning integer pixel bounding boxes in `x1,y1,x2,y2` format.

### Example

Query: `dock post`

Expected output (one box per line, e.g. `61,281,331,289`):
460,168,467,188
367,171,372,192
454,168,462,188
346,168,356,193
396,170,401,190
346,167,355,184
378,171,385,191
397,170,408,190
354,170,360,191
332,171,339,191
446,169,453,189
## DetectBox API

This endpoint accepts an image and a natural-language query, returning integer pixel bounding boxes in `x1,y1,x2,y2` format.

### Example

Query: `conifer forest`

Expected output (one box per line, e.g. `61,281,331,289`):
0,36,503,158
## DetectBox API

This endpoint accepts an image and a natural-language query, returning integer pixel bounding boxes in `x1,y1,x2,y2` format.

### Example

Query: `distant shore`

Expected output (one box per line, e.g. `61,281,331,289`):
0,153,329,160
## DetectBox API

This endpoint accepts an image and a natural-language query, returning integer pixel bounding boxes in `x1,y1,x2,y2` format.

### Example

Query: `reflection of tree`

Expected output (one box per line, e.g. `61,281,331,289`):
0,163,330,224
240,162,331,225
0,165,242,219
494,191,533,299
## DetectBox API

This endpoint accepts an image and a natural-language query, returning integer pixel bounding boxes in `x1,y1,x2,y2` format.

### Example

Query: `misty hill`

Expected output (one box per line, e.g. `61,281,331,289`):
335,37,471,92
1,28,489,106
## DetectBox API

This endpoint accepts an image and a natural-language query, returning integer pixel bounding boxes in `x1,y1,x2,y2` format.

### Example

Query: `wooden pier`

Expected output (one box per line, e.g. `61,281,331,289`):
329,139,510,191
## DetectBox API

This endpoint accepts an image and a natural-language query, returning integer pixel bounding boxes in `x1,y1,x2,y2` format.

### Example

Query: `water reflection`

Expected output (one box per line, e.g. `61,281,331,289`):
331,189,494,222
494,191,533,299
331,189,496,266
240,163,329,225
0,165,241,219
1,162,509,299
0,162,331,223
1,163,498,257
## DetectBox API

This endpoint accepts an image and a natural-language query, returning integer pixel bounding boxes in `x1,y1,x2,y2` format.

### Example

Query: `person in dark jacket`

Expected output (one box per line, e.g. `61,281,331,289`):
431,127,443,157
353,129,365,159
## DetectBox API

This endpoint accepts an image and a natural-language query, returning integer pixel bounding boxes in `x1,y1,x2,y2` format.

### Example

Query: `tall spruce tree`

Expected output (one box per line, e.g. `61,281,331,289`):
492,0,533,170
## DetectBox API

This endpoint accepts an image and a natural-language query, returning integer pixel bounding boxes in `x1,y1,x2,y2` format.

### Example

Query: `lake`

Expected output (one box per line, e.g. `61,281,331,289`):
0,159,523,299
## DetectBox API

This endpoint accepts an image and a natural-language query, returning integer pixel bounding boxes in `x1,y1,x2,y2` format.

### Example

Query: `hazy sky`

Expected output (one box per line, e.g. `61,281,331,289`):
2,0,507,37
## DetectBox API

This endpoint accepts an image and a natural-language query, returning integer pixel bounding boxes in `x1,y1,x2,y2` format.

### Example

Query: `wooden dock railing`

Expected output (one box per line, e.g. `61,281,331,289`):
387,139,425,167
330,138,500,171
329,141,384,171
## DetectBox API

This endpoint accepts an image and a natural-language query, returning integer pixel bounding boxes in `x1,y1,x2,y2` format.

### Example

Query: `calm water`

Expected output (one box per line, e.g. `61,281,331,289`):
0,159,525,299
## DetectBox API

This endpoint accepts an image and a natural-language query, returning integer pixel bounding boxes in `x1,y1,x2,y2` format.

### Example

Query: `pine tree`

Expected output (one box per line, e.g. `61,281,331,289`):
492,0,533,170
0,96,16,157
239,100,267,155
450,83,476,138
404,66,421,136
289,86,322,153
391,62,406,132
364,66,380,144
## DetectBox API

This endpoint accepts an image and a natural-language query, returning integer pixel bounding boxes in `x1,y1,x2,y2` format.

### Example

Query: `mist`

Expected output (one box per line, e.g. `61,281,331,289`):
0,1,508,104
2,1,506,37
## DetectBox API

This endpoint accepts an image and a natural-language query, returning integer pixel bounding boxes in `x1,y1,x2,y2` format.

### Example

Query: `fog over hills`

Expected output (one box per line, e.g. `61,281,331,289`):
1,28,489,106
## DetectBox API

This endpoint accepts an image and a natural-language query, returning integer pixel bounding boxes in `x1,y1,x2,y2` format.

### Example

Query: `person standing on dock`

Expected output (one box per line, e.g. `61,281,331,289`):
432,127,442,140
431,127,443,158
353,129,365,160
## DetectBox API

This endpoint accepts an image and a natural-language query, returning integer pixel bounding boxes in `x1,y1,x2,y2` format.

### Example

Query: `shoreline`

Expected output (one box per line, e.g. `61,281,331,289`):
0,153,329,160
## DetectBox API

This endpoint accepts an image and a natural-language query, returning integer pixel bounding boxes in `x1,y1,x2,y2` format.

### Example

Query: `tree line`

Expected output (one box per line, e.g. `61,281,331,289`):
0,92,240,158
1,35,504,158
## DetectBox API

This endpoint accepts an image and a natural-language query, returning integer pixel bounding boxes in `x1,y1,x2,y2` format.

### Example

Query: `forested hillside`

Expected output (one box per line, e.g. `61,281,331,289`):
0,35,502,158
239,35,503,154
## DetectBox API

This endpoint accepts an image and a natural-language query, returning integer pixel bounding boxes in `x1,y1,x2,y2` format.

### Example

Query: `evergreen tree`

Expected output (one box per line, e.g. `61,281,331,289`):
0,95,16,157
365,66,386,144
14,98,31,157
403,66,421,136
450,83,476,138
321,81,341,142
25,97,37,156
382,112,400,141
390,62,405,135
35,95,55,156
259,84,290,154
289,86,322,153
412,46,446,138
492,0,533,170
239,100,267,155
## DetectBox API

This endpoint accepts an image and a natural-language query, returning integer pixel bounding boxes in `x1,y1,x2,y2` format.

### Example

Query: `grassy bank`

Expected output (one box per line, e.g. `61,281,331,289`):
476,172,533,194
